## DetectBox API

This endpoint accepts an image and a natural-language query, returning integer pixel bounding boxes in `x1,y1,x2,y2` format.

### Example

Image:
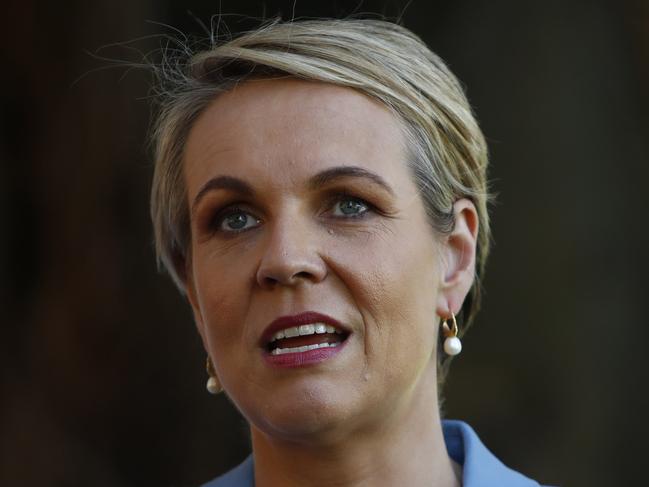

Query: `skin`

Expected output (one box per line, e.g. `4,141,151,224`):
184,78,478,487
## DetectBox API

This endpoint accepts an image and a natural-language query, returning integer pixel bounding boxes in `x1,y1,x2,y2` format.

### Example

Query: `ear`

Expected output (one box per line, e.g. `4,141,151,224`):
185,266,210,353
436,198,479,317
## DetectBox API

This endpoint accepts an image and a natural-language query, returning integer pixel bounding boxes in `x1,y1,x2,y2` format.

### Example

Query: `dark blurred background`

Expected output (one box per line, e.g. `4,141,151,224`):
1,0,648,486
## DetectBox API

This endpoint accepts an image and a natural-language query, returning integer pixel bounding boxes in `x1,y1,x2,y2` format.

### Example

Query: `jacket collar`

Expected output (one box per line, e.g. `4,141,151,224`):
443,420,543,486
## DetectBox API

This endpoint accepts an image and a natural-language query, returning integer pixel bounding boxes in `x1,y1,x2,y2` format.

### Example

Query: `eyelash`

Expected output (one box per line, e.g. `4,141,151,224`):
325,193,373,219
210,194,376,235
210,205,260,234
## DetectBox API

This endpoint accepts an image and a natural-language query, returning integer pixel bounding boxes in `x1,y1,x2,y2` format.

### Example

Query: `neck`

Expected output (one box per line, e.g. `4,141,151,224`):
250,371,461,487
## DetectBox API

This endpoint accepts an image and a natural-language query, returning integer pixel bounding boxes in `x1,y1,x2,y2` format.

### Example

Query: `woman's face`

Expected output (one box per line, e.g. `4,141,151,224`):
184,79,459,441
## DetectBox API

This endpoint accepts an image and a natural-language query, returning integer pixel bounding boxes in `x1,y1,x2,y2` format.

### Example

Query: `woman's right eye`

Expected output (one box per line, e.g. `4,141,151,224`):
215,209,261,233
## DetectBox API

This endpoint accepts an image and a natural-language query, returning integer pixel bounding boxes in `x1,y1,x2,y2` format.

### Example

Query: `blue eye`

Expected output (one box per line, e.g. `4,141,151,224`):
332,198,369,217
218,210,260,232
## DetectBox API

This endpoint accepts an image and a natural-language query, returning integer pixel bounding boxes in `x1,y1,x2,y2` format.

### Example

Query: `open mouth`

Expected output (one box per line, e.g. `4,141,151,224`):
266,323,350,355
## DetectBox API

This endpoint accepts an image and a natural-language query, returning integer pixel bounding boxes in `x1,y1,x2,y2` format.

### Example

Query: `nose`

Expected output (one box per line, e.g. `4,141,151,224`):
255,218,327,289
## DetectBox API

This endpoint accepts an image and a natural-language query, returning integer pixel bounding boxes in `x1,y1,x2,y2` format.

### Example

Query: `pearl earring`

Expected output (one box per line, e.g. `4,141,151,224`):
206,356,223,394
442,312,462,356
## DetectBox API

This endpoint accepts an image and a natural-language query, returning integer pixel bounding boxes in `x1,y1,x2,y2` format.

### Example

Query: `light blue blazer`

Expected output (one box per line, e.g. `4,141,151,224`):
202,420,551,486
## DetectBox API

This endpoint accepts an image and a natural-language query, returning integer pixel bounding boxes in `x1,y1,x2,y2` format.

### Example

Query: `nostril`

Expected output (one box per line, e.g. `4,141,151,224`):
259,274,280,287
261,271,311,287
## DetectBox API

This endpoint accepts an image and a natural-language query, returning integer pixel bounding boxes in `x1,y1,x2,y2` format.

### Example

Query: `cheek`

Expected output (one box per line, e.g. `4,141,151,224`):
324,231,440,406
328,226,440,348
192,248,256,352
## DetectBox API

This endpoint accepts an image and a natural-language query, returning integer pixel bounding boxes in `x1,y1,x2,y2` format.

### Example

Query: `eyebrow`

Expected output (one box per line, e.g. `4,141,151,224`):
191,165,394,213
307,166,395,195
191,176,255,213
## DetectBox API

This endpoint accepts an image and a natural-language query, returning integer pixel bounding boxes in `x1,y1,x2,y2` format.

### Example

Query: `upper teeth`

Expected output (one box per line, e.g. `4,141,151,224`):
270,323,340,342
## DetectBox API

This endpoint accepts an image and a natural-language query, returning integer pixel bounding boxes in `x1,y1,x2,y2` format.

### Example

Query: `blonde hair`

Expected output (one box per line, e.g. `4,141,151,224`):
150,18,490,385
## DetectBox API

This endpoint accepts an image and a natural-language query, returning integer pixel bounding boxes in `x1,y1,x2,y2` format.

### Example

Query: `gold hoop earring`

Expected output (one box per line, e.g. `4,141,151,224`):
441,312,462,356
205,356,223,394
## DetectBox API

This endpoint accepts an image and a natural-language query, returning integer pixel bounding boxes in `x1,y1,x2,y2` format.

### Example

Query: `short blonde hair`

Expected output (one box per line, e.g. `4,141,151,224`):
150,18,490,385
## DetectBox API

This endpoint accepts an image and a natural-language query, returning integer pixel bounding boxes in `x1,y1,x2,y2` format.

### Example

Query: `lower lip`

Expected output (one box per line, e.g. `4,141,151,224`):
263,341,347,368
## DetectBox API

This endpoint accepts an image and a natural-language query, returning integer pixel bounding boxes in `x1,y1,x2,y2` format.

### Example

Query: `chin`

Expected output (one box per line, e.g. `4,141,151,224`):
245,382,362,443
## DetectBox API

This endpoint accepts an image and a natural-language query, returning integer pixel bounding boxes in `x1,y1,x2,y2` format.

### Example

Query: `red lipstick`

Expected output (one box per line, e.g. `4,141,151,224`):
261,311,349,368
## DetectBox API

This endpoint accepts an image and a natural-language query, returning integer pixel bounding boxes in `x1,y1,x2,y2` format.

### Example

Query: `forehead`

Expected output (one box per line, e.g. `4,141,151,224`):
183,78,410,193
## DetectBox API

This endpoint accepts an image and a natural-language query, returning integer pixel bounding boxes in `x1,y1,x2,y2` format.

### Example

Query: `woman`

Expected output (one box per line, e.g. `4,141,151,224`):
149,18,549,487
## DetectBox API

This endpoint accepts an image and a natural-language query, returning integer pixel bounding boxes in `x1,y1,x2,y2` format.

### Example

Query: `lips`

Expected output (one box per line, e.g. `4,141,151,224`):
260,311,350,365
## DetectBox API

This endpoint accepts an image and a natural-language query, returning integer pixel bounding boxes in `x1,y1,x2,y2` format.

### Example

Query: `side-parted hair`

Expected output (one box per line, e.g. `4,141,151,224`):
149,18,491,387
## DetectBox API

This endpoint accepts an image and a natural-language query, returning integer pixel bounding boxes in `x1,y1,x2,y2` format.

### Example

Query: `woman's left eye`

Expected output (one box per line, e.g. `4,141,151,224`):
331,197,370,217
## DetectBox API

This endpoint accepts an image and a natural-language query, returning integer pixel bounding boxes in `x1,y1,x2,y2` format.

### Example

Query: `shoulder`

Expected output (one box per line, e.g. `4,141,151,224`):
443,419,555,487
200,455,254,487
